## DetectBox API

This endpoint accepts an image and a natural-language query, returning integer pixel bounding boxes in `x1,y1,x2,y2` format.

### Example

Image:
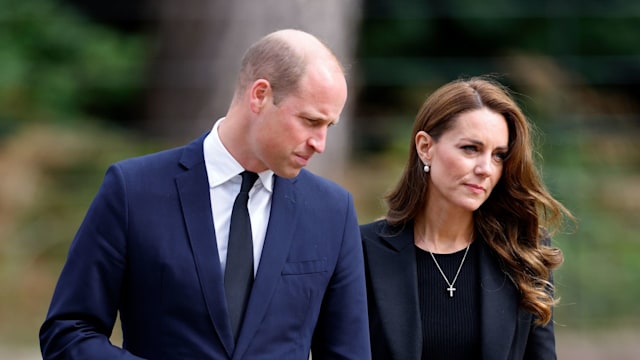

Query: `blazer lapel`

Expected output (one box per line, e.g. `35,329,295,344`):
478,240,519,360
232,176,298,358
176,135,235,357
366,223,422,360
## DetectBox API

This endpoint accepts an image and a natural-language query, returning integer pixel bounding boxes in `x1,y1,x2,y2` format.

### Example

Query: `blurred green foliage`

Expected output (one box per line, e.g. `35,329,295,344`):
0,0,147,132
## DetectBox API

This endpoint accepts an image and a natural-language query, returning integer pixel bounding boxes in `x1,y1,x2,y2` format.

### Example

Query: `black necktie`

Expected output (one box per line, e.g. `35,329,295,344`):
225,171,259,340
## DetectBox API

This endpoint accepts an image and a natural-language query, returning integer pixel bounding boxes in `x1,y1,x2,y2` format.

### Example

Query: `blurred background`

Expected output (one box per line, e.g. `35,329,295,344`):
1,0,638,358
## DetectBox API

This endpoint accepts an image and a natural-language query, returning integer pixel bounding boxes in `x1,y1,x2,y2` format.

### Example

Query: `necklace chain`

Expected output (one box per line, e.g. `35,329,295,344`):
429,244,471,298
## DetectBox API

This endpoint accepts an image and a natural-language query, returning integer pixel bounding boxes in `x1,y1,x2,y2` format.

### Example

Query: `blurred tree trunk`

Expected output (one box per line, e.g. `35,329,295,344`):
144,0,362,181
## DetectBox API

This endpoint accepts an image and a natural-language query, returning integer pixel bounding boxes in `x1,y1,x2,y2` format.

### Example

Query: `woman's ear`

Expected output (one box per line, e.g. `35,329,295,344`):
415,130,433,162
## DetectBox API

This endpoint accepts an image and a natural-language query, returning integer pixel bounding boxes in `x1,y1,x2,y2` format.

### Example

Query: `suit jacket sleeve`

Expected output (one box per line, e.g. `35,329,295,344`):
310,193,372,359
522,315,556,359
521,234,558,360
39,165,144,360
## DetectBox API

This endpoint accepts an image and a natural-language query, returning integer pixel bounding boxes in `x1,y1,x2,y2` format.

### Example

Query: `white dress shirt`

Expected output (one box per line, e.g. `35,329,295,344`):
203,118,273,276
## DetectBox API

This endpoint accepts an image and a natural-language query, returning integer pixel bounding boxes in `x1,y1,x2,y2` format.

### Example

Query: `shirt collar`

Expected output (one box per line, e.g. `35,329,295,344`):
203,117,274,192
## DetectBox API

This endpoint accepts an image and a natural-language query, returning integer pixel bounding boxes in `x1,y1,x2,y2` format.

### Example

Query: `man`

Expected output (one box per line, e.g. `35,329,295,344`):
40,29,371,359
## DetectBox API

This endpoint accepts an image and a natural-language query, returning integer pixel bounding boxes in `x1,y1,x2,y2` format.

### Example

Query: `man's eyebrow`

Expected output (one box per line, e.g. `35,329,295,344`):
301,112,339,125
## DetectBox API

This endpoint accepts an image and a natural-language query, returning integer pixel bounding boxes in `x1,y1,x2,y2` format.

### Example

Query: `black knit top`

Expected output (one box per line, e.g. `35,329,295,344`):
416,242,481,359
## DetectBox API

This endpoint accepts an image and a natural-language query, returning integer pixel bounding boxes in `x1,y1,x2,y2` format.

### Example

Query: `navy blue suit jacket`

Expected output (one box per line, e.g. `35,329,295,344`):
40,133,371,360
361,220,556,360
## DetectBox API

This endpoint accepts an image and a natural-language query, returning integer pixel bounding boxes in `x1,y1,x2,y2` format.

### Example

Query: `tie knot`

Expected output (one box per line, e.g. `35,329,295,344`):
239,171,259,193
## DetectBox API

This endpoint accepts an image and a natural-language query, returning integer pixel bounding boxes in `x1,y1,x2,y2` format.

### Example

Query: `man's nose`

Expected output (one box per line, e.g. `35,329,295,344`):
308,128,327,153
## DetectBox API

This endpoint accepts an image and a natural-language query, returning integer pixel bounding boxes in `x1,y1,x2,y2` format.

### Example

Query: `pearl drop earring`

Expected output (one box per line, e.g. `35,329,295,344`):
423,163,430,173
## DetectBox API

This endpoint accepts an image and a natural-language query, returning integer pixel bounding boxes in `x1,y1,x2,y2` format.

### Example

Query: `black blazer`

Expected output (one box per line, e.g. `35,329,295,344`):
361,220,557,360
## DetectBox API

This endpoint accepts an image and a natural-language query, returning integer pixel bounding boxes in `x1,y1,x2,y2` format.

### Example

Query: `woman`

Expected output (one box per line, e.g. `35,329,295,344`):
361,76,574,359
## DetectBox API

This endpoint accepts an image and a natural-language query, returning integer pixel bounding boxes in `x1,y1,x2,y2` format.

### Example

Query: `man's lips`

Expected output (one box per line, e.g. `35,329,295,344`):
294,153,312,166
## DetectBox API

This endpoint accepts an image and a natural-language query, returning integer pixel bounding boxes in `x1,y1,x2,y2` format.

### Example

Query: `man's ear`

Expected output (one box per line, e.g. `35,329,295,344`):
249,79,272,113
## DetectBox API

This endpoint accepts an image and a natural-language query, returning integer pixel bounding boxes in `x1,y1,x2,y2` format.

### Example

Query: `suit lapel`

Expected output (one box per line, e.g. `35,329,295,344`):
478,240,519,360
176,135,235,357
366,222,422,360
232,176,298,358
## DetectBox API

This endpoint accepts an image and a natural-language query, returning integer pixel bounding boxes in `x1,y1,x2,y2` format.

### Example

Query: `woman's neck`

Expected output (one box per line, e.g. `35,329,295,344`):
413,208,474,254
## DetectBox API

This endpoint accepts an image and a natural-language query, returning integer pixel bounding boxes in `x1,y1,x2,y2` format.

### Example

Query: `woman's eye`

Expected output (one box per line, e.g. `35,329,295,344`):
494,152,508,161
